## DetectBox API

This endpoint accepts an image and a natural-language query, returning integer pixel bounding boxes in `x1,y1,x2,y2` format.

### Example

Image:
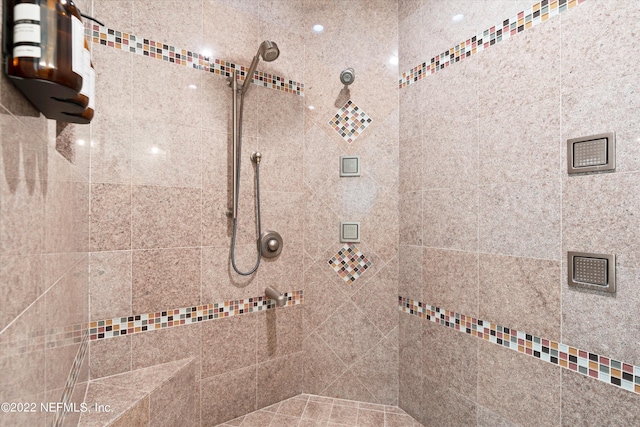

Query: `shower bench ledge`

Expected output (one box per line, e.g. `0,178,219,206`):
77,357,196,427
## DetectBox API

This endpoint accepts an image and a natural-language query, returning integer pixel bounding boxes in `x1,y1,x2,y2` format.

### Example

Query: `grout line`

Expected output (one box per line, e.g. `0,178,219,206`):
0,254,87,338
476,85,481,409
558,13,565,424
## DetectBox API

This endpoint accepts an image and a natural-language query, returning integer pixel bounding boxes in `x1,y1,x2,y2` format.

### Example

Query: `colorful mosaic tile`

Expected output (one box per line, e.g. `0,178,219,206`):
86,291,303,341
328,244,372,282
329,100,373,143
399,0,586,88
0,291,303,356
87,25,304,96
399,296,640,396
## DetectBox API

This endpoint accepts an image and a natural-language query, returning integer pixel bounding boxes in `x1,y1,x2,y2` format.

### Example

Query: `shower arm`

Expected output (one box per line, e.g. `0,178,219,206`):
231,69,238,219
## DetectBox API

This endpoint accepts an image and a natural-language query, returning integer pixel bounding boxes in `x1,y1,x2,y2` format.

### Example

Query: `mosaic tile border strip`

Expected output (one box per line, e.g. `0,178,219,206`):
0,291,303,357
399,0,586,89
53,331,89,427
328,244,372,282
88,25,304,96
399,296,640,396
329,100,373,143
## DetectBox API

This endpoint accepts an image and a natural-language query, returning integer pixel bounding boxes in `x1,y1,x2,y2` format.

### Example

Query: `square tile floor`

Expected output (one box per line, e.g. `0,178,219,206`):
216,394,424,427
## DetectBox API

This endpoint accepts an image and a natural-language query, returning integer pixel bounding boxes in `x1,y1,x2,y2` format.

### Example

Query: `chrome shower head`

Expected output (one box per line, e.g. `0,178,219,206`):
259,40,280,62
340,68,355,86
242,40,280,94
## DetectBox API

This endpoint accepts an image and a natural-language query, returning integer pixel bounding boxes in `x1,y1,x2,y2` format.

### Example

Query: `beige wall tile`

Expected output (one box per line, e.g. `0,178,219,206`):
323,370,377,404
423,321,478,401
257,353,303,408
398,245,422,301
561,369,640,426
303,332,345,395
561,0,640,92
0,255,42,331
351,257,399,336
479,96,562,185
301,261,347,337
477,19,560,113
132,248,201,314
200,365,257,426
562,264,640,366
398,136,424,193
400,192,422,247
423,188,478,251
351,327,399,405
200,313,257,379
479,179,561,260
131,323,201,372
132,0,203,52
563,172,640,269
423,248,478,317
90,45,132,184
130,121,202,188
562,73,640,174
477,340,561,427
92,0,133,33
90,183,131,251
315,302,383,367
90,251,132,320
149,361,196,427
398,314,423,422
89,336,132,380
201,245,258,303
256,306,302,361
131,185,201,249
479,254,561,341
202,0,260,67
477,406,519,427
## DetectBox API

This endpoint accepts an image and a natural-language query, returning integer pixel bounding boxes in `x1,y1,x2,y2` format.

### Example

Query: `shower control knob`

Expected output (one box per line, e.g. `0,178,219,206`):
267,238,279,252
251,151,262,163
260,230,283,258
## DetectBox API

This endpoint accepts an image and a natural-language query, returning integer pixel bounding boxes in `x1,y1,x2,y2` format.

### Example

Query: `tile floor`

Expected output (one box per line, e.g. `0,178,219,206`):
216,394,424,427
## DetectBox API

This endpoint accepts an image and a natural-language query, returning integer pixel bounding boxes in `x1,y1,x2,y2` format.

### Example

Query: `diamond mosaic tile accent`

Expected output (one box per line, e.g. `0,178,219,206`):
399,0,586,88
88,25,304,96
328,244,372,282
399,296,640,396
329,100,373,143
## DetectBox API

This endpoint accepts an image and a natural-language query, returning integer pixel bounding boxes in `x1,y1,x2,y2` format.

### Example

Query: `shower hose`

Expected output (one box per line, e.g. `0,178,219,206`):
230,90,262,276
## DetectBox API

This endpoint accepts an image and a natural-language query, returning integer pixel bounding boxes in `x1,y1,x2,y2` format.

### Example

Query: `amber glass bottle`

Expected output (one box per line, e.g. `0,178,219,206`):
67,39,95,122
8,0,84,94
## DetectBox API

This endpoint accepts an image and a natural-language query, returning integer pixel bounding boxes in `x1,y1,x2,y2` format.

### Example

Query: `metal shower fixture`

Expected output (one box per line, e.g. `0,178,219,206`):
241,41,280,95
340,68,355,86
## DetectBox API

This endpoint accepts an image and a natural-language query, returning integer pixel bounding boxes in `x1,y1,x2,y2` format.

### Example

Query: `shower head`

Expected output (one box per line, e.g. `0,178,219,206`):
340,68,355,86
241,41,280,94
259,40,280,62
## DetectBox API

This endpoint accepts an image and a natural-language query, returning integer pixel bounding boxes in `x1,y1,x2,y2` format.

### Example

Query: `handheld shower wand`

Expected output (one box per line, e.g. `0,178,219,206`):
241,41,280,95
229,41,280,276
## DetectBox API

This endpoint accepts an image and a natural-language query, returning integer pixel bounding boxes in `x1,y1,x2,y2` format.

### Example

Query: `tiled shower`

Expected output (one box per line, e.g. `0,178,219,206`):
1,0,639,426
